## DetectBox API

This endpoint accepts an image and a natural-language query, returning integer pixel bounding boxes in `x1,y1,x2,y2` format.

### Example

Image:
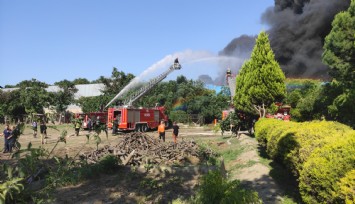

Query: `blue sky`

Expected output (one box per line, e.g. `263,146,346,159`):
0,0,274,86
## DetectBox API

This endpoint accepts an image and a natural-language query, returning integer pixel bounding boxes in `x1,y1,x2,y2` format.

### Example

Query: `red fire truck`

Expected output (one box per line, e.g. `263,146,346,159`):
104,58,181,132
106,106,168,132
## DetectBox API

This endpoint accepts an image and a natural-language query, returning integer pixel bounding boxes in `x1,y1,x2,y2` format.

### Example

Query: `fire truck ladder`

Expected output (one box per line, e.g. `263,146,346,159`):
105,58,182,107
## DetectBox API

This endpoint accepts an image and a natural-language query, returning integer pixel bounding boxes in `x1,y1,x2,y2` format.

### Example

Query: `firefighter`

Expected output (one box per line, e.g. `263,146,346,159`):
74,118,82,136
40,121,47,144
158,120,166,142
32,120,38,138
172,121,179,145
112,117,118,135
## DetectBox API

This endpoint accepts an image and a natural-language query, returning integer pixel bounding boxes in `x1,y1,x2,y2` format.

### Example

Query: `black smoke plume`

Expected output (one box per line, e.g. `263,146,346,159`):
263,0,350,78
211,35,256,85
220,0,350,79
198,74,214,85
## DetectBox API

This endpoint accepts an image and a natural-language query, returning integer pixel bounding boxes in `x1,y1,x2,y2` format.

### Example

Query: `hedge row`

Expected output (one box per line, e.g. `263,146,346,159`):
254,119,355,203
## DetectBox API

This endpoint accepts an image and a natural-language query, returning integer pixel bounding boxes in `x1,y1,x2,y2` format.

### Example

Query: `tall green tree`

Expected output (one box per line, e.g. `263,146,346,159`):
53,80,78,123
0,90,25,122
234,31,286,118
98,67,135,96
76,95,111,113
72,78,90,85
18,79,50,116
322,0,355,127
94,67,135,107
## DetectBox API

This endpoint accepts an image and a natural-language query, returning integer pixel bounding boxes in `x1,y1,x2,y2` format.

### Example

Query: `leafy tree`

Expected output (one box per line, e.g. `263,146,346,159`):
72,78,90,85
53,80,78,123
76,95,111,113
322,0,355,127
97,67,135,96
17,79,50,116
138,76,229,124
0,90,25,122
234,31,286,118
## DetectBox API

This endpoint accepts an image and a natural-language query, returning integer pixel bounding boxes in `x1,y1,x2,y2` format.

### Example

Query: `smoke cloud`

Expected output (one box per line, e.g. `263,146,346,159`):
262,0,350,78
198,74,214,85
211,35,256,85
221,0,350,79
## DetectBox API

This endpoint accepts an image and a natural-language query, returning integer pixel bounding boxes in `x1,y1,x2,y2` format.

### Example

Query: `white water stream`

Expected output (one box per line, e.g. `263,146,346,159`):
106,49,246,107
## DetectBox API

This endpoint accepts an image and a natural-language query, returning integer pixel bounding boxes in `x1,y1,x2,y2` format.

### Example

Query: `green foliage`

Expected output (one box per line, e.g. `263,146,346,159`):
234,31,286,117
72,78,90,85
336,170,355,203
322,0,355,128
323,0,355,88
0,177,24,204
299,134,355,203
98,155,120,174
137,76,228,123
170,110,190,123
18,79,50,114
254,119,355,203
76,95,112,113
296,86,322,121
46,155,120,190
0,90,26,121
254,118,284,144
193,170,261,204
219,112,240,134
98,67,135,96
52,80,77,122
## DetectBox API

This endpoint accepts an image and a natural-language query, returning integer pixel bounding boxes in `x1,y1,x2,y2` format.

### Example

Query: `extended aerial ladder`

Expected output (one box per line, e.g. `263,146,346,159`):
105,58,182,108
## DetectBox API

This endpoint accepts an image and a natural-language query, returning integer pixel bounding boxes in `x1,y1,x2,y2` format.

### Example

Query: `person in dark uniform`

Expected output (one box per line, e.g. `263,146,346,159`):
112,118,118,135
172,121,179,144
40,121,47,144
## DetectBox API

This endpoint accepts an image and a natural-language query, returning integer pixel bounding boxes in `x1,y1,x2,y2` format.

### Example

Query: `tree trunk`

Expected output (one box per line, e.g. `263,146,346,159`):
253,103,267,118
262,103,266,118
253,105,262,118
58,112,62,124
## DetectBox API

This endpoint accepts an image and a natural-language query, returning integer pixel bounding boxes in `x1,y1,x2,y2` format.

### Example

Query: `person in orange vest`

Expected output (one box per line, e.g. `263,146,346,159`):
158,120,166,142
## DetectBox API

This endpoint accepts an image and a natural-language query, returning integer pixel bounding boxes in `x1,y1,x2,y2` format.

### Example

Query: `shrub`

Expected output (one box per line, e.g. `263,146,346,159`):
336,170,355,204
256,119,353,176
254,119,355,203
170,110,190,123
299,134,355,203
254,118,283,144
98,155,120,174
284,121,352,176
193,170,261,204
265,121,298,161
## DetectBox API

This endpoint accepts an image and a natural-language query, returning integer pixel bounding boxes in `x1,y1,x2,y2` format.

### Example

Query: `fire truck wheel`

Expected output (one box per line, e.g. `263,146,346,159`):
142,125,148,132
135,125,141,132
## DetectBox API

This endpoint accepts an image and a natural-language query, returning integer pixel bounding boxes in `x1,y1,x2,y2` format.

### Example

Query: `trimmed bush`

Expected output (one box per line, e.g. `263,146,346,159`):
299,134,355,203
255,119,352,176
254,119,355,203
254,118,284,144
285,121,351,176
336,169,355,204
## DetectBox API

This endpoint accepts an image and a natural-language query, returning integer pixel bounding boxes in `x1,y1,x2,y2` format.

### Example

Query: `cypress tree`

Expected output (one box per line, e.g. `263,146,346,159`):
234,31,286,117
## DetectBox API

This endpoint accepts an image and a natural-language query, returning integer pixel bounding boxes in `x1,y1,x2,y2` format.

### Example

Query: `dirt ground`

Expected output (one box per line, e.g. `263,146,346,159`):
0,124,292,203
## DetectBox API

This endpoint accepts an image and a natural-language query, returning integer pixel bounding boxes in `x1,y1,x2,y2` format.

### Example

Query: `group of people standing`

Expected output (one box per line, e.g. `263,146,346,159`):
1,124,17,153
157,121,179,145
